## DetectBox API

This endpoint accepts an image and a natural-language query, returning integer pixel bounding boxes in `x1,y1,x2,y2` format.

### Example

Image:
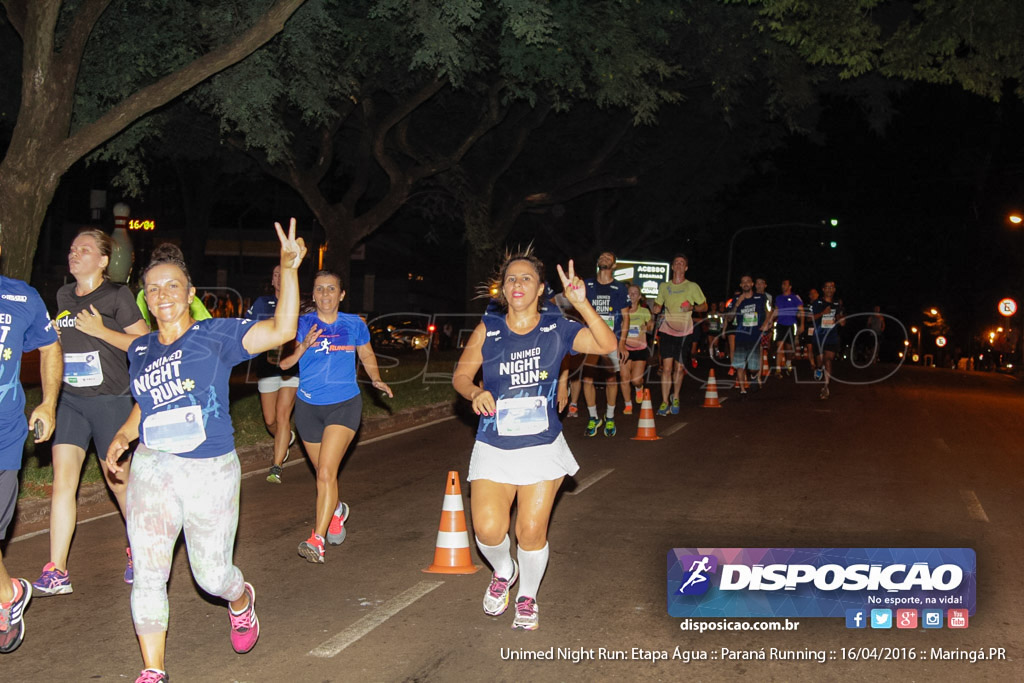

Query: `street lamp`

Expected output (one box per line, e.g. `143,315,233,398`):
911,325,921,354
724,219,839,295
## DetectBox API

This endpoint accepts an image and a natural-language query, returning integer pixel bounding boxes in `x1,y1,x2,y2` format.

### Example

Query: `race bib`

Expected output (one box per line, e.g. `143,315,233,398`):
495,396,549,437
822,312,836,329
601,314,615,329
63,351,103,387
627,324,642,340
742,310,758,327
142,405,206,454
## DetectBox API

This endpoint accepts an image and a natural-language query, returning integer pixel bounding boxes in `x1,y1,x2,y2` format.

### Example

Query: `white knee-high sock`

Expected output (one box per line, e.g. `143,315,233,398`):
475,535,515,579
516,543,549,599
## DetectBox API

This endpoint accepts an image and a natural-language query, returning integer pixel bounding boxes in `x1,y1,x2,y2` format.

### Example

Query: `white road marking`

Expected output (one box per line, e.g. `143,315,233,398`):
566,468,613,496
959,490,990,523
11,510,120,543
309,580,444,657
661,421,688,437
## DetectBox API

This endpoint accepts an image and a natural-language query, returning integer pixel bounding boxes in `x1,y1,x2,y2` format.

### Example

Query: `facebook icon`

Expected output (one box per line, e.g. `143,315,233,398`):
845,609,867,629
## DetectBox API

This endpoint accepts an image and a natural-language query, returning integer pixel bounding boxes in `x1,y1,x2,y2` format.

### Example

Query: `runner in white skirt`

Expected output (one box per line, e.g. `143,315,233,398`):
452,249,616,630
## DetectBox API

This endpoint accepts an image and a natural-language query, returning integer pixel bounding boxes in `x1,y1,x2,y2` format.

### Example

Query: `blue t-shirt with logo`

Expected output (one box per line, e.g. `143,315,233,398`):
0,277,59,469
774,293,803,326
128,318,256,459
476,312,582,450
727,294,769,343
585,279,629,338
296,311,370,405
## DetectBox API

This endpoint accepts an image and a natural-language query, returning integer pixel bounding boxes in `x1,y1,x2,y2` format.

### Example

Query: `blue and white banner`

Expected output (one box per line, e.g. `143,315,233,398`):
667,548,976,618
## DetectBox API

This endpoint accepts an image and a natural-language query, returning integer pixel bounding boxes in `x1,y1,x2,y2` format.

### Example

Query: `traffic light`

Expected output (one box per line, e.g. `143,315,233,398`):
829,241,838,248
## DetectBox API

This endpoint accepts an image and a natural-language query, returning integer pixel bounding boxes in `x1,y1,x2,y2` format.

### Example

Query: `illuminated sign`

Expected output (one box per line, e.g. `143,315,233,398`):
613,260,670,298
998,298,1017,317
935,336,947,347
128,219,156,231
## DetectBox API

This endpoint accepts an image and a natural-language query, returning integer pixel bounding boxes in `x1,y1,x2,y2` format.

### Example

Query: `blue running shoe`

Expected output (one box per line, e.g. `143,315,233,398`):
604,419,616,437
585,418,603,437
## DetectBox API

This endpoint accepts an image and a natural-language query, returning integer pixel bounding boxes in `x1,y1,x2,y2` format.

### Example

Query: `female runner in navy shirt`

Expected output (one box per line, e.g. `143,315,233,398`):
452,251,615,630
105,220,306,683
280,270,392,564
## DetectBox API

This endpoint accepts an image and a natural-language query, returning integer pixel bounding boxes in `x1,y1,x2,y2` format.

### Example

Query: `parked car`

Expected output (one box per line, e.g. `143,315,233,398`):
368,314,432,350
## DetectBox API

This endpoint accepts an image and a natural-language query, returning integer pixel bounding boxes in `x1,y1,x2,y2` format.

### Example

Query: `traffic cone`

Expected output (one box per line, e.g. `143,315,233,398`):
760,348,771,379
702,369,722,408
631,389,661,441
423,471,481,574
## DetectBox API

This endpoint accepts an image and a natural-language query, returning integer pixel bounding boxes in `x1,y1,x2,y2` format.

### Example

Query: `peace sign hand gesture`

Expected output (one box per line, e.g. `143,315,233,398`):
275,217,307,271
557,260,587,308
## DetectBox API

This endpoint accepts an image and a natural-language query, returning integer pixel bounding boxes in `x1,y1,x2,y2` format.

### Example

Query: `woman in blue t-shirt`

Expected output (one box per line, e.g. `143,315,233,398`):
279,270,392,564
105,220,306,683
452,251,615,631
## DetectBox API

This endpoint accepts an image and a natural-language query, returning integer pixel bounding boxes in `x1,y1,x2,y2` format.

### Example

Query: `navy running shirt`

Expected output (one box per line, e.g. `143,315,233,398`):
811,299,844,344
728,294,769,342
584,279,629,338
295,311,370,405
245,295,297,379
475,312,582,450
0,276,59,469
128,318,257,458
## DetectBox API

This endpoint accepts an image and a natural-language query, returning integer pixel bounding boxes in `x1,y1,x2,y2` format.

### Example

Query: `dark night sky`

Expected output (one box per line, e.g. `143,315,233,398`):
720,82,1024,350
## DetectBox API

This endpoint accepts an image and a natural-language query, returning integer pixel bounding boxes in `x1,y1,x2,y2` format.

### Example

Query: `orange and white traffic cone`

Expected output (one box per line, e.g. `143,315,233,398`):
702,369,722,408
631,389,661,441
760,347,771,379
423,471,481,574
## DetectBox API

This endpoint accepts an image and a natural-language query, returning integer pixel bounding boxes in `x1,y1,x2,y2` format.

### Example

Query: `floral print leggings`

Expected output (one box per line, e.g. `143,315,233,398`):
126,445,246,635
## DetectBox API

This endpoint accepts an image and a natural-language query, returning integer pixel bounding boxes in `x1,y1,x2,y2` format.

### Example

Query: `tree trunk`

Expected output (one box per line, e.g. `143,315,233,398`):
462,197,501,311
0,159,60,280
0,0,306,282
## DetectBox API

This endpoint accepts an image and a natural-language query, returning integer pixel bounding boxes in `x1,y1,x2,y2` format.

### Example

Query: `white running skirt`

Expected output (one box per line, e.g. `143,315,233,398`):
467,432,579,486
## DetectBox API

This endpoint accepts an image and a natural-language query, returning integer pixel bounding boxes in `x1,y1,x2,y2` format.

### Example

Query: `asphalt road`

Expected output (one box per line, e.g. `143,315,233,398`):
3,362,1021,682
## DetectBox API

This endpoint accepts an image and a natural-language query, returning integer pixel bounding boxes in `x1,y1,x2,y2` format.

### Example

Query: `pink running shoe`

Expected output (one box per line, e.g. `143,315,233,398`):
135,669,169,683
229,582,259,654
482,560,519,616
512,596,539,630
326,502,350,545
298,531,325,563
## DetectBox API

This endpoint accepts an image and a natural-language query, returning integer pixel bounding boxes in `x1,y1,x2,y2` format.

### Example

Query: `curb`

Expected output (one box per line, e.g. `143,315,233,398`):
14,401,458,528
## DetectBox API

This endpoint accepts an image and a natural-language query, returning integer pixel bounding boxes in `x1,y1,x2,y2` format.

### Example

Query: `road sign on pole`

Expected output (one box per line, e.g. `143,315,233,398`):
998,298,1017,317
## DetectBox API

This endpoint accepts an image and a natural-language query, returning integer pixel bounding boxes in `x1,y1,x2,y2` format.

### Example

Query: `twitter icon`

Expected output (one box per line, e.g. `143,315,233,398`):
870,609,892,629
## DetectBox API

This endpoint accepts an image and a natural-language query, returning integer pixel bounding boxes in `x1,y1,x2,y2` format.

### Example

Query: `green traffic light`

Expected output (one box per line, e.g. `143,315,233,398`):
830,218,839,227
829,241,837,248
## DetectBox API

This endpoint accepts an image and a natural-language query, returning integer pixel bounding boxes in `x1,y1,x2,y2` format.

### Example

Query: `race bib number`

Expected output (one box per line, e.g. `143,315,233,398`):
63,351,103,387
742,310,759,327
495,396,549,437
627,324,642,340
601,314,615,330
822,312,836,329
142,405,206,453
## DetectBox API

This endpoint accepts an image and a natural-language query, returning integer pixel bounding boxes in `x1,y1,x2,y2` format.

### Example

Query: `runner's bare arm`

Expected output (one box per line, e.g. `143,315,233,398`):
244,218,307,355
29,340,62,442
453,323,495,416
356,342,393,398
